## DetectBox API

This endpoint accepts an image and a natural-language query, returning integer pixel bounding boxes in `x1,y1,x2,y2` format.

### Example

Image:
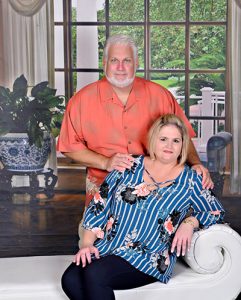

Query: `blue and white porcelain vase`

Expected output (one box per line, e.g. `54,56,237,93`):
0,133,51,172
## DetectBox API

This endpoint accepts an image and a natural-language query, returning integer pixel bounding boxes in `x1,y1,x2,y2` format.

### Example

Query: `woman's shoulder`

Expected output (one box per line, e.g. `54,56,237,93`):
182,164,203,184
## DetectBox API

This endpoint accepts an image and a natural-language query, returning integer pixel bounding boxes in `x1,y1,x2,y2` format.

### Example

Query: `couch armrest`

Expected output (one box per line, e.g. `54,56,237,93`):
182,224,241,299
184,224,241,274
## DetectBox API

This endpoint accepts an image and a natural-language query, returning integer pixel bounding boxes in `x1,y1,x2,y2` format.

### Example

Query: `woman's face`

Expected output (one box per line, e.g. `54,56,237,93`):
154,124,183,164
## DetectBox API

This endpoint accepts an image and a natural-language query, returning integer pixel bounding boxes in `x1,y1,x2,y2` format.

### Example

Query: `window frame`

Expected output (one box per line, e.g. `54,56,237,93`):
54,0,230,130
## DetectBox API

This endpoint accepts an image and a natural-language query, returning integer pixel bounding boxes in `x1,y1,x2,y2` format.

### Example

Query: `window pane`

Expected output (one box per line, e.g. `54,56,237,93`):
109,0,144,22
189,72,225,97
97,0,105,22
54,26,64,68
136,72,145,78
149,0,185,21
73,72,103,93
190,26,226,69
150,26,185,69
72,26,105,69
150,71,184,93
55,72,65,98
190,0,227,21
189,73,225,118
73,0,102,22
54,0,63,22
110,26,144,69
151,72,186,111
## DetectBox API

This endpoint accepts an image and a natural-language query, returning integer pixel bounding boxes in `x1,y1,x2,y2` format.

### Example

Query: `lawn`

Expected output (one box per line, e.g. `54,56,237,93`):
152,78,178,88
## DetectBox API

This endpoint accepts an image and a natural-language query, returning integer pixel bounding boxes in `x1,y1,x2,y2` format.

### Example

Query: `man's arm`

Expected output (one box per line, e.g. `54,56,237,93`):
62,149,134,172
186,139,202,166
63,149,108,170
187,139,213,189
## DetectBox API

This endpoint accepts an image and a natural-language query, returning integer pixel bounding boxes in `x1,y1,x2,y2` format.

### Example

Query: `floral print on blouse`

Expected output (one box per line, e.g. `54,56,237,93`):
82,155,225,283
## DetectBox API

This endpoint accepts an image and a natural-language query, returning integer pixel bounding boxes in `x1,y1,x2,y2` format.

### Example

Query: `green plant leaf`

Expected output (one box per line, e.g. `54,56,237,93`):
12,74,28,98
0,86,11,101
0,75,64,147
31,81,49,97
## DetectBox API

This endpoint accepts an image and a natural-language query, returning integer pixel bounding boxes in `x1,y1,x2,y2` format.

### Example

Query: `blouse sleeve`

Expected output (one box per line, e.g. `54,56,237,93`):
189,173,225,228
82,170,122,238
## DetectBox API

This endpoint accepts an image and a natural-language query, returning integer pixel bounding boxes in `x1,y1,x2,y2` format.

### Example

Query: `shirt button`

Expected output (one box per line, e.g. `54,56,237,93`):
128,141,131,144
124,126,127,129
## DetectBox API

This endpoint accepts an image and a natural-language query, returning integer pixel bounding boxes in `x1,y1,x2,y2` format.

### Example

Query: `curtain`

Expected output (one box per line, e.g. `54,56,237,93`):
230,0,241,194
236,0,241,8
0,1,4,85
0,0,54,88
9,0,46,16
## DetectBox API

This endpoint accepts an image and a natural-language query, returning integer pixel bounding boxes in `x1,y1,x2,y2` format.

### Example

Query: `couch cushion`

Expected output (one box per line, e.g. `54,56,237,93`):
0,254,239,300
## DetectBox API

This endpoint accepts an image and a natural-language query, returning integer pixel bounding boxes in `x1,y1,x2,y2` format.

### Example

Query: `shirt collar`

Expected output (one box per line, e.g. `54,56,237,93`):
99,76,145,103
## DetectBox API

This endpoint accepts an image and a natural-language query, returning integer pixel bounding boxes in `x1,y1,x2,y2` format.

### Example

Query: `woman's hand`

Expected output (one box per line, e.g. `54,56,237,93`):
171,218,198,257
73,245,100,267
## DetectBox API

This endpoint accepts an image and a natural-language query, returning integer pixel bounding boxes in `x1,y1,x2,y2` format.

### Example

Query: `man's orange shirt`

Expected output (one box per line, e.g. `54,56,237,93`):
57,77,195,205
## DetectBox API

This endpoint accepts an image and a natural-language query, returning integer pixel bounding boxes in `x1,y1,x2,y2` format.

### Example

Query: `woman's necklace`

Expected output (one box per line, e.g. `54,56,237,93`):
144,168,175,189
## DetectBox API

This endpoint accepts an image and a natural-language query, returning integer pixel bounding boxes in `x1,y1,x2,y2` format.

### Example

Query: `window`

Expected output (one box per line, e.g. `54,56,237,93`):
54,0,228,162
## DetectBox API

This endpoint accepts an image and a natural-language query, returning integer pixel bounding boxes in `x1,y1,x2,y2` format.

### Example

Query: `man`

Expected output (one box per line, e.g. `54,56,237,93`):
57,34,213,207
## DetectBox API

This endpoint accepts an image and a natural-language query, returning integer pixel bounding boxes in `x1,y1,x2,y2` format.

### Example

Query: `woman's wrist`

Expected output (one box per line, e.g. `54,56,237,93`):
182,217,198,229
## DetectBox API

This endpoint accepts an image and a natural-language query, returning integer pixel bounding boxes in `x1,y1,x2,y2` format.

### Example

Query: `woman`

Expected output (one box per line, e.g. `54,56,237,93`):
62,114,225,300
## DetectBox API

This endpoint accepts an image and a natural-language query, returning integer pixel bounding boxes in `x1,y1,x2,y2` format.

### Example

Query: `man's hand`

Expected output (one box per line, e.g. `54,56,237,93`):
187,140,214,190
105,153,134,172
192,164,214,190
73,245,100,267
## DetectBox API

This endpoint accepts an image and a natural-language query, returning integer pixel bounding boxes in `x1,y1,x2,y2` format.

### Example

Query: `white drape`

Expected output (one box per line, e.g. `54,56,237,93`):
1,0,54,88
230,0,241,194
9,0,46,16
235,0,241,8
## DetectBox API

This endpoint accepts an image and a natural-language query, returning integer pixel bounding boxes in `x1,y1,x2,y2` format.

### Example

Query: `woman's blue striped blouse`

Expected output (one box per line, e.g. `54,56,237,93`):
82,155,225,283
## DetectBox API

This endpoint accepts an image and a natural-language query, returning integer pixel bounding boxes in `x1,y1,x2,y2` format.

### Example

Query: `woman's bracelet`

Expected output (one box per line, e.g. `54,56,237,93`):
182,218,196,228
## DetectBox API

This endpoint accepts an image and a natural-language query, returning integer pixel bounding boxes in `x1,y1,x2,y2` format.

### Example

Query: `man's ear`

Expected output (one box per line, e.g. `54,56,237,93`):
103,58,106,68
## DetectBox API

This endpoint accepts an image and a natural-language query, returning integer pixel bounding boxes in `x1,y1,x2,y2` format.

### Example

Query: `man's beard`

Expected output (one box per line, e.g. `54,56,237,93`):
105,74,135,88
104,65,136,88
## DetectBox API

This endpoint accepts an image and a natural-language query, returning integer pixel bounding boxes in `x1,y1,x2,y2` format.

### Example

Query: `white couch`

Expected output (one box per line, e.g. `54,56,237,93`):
0,224,240,300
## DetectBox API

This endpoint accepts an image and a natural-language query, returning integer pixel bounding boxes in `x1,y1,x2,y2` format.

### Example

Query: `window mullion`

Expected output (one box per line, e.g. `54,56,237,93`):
63,0,73,99
185,0,191,118
144,0,150,80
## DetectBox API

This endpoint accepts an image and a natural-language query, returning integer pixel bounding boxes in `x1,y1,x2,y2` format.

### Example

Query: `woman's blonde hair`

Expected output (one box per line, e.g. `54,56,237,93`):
148,114,189,165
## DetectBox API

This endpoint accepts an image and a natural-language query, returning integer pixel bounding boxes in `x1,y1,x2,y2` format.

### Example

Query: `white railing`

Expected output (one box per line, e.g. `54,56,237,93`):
174,87,225,156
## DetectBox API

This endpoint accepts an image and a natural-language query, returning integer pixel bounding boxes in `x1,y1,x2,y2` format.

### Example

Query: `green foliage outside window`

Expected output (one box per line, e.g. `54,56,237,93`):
72,0,227,96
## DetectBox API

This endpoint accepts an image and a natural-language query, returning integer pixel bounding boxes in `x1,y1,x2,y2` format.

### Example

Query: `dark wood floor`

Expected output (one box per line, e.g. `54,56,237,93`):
0,168,241,258
0,168,86,257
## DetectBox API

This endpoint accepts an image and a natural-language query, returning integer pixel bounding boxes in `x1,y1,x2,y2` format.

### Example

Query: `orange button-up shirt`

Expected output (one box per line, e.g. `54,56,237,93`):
57,77,195,205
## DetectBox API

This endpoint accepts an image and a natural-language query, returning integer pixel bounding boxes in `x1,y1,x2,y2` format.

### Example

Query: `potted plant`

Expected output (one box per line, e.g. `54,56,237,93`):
0,74,65,172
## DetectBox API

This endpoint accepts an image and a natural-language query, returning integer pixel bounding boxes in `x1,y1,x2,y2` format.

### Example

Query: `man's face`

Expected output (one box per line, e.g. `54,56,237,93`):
104,44,137,88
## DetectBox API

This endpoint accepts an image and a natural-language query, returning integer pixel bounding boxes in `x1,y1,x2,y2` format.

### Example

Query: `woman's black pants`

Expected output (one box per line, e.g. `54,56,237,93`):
61,254,157,300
